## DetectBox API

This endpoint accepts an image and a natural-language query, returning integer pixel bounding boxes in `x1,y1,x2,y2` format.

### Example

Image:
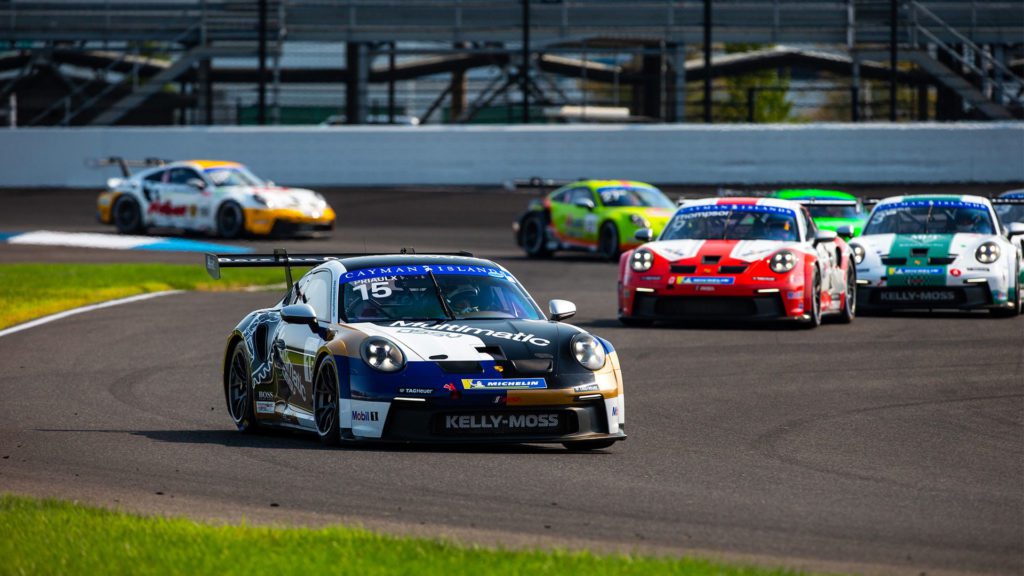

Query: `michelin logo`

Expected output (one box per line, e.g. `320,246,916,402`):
461,378,547,390
391,321,551,347
681,276,735,285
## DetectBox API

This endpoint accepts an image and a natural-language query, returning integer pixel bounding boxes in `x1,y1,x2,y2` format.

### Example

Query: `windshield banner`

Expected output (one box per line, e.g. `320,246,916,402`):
875,200,988,212
340,265,511,285
674,204,796,217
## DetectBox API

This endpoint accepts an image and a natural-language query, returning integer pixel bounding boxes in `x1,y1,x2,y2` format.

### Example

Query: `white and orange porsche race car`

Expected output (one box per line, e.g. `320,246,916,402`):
96,158,335,238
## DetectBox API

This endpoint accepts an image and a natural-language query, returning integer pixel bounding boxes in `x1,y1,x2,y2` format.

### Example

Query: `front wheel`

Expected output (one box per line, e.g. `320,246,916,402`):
598,222,620,261
217,201,246,239
836,266,856,324
802,270,822,329
563,439,618,451
226,344,259,433
313,358,342,446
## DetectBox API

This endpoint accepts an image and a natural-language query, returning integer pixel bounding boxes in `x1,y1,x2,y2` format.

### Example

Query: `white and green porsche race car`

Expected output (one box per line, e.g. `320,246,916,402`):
850,195,1024,317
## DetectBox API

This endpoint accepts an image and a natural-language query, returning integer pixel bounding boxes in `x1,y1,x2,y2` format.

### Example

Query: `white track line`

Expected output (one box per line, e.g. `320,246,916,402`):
0,290,184,339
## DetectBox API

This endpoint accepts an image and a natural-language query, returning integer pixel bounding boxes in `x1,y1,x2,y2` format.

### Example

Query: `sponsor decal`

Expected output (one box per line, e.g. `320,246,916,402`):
147,200,187,217
462,378,546,390
950,268,962,277
786,290,804,300
340,265,511,284
443,383,457,392
753,276,776,282
443,413,559,430
675,203,797,217
880,290,956,302
612,405,619,416
390,320,551,347
876,199,988,212
255,401,275,414
351,410,379,422
888,266,944,276
681,276,735,285
257,390,274,400
696,286,716,292
398,388,434,395
573,383,600,393
966,267,990,272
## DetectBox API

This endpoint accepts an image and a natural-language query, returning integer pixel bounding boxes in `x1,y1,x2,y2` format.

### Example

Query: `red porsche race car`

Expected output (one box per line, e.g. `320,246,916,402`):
618,197,857,327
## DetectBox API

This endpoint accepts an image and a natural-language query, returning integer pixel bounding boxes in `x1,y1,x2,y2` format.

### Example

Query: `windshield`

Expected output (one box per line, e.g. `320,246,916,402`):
863,200,995,235
598,186,674,208
204,166,264,187
994,203,1024,225
805,203,862,219
339,264,545,322
661,204,800,242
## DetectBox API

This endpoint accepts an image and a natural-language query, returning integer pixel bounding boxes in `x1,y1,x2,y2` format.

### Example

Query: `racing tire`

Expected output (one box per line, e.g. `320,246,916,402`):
522,213,552,258
313,358,342,447
113,196,145,235
226,343,259,434
598,222,621,261
217,201,246,239
836,266,856,324
619,317,654,327
563,439,617,451
802,270,822,329
991,265,1022,318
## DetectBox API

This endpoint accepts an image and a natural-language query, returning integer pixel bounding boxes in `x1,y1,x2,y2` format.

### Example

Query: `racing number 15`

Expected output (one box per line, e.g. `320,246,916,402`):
353,282,392,300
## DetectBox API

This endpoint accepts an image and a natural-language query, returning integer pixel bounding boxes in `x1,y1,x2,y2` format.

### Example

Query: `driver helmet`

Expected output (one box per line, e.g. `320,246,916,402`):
446,284,481,315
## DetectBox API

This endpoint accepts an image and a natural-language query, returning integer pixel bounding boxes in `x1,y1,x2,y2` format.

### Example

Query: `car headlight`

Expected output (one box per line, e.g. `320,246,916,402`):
571,333,606,371
975,242,1000,264
629,213,650,228
769,250,797,274
360,337,406,372
850,243,865,265
631,249,654,272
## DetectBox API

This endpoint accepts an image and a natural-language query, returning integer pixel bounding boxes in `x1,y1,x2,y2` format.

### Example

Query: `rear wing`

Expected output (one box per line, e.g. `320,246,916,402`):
502,177,581,193
88,156,168,177
205,249,474,287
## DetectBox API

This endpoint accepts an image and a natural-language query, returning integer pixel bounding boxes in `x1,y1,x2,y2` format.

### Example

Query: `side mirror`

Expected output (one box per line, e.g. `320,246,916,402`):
813,229,838,245
634,228,654,243
186,178,206,191
548,299,576,322
281,303,318,326
573,198,595,211
1007,222,1024,238
835,224,855,241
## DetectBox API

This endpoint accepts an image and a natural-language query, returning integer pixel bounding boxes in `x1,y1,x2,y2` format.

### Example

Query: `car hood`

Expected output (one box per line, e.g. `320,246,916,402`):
350,319,573,363
646,239,805,262
853,233,993,261
226,185,328,213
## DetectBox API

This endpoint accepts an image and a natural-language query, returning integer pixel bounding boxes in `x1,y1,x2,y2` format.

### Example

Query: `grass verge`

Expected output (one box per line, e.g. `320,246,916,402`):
0,494,801,576
0,263,300,330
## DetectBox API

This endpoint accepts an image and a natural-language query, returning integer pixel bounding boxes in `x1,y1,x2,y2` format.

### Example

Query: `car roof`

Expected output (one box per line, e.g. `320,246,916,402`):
874,194,992,207
572,180,659,190
183,160,245,170
999,189,1024,199
331,254,501,272
774,189,855,201
675,196,805,212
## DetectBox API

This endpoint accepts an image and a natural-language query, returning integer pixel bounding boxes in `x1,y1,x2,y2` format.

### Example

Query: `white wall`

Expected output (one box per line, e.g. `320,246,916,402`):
1,123,1022,187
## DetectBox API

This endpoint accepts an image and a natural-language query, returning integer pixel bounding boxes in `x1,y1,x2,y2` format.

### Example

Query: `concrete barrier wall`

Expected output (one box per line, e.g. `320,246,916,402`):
1,123,1022,187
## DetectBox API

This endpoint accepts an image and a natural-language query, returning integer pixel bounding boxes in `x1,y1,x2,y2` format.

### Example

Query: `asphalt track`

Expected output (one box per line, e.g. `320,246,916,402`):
0,188,1022,575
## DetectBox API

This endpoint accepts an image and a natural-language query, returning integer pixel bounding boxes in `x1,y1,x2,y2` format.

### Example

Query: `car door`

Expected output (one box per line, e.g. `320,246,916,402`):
804,208,841,302
552,187,598,244
161,167,211,231
273,270,334,427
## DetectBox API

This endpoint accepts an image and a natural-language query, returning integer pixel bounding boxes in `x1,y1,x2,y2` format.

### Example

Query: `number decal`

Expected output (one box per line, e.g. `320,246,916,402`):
353,281,393,300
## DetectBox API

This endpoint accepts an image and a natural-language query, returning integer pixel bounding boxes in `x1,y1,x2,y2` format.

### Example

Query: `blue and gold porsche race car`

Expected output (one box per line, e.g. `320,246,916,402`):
206,250,626,450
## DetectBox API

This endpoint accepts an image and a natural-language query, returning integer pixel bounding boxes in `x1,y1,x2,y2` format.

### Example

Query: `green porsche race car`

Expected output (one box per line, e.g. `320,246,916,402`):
773,189,868,237
513,179,675,260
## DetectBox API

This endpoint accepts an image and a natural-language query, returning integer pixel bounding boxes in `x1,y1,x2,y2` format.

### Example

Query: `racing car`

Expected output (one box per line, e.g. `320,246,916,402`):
206,250,626,449
994,189,1024,227
849,195,1024,317
617,197,856,327
773,189,868,237
512,179,676,260
96,158,335,238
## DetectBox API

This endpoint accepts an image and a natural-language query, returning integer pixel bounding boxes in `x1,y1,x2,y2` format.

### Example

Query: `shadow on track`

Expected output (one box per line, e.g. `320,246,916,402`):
34,428,613,455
